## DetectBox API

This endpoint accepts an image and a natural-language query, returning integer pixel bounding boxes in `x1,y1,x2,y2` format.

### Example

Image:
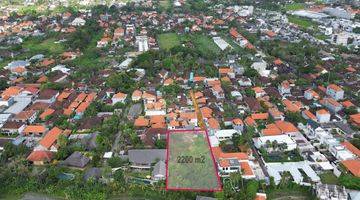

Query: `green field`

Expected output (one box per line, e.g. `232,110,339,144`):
284,3,305,11
159,0,170,9
167,131,220,190
22,38,65,56
192,35,221,58
320,172,339,185
288,15,317,29
157,33,180,50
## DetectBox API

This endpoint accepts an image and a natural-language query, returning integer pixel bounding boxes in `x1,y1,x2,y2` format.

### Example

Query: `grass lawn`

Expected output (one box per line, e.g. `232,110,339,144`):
22,37,65,56
320,172,339,185
167,130,221,190
157,33,180,50
192,34,221,58
284,3,305,11
288,15,317,29
268,187,317,200
159,0,170,9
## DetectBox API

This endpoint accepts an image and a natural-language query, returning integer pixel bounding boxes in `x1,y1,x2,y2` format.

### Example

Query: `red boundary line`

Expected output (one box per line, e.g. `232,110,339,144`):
165,128,223,192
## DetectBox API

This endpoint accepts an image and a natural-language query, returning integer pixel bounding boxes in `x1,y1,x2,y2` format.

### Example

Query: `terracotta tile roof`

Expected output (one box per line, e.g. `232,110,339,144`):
150,115,165,124
244,117,256,126
350,113,360,126
208,118,220,129
57,91,72,101
132,90,142,98
39,108,55,120
219,159,230,167
113,92,127,99
240,161,254,176
39,127,63,149
229,27,240,38
212,147,248,160
219,67,233,74
63,108,73,116
327,84,343,92
342,141,360,158
36,75,48,83
252,86,264,94
342,100,355,108
255,193,267,200
180,112,197,120
251,113,269,120
268,108,283,118
303,110,316,121
15,110,36,120
193,76,205,82
75,102,90,113
151,122,166,128
134,116,149,127
27,151,53,162
274,58,283,65
1,86,22,99
200,107,213,118
233,118,243,125
282,99,302,112
163,78,174,85
75,92,87,102
324,98,341,107
262,124,282,136
341,160,360,177
85,92,97,102
41,59,55,67
275,121,299,133
169,120,180,127
23,125,46,134
317,109,330,115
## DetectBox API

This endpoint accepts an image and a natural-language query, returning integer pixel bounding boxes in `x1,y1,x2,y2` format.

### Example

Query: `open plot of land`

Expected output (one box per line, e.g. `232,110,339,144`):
22,38,65,56
288,15,318,29
284,3,305,11
192,35,221,58
157,33,180,50
166,130,221,191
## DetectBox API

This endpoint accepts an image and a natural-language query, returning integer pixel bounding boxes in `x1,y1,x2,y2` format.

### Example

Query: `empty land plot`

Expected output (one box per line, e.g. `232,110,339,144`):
157,33,180,50
166,130,221,191
192,35,221,58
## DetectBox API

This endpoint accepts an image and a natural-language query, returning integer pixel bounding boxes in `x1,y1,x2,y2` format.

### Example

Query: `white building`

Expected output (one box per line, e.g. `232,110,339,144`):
326,84,344,100
214,129,239,141
316,109,331,123
212,37,230,51
253,135,297,152
71,18,86,26
136,36,149,52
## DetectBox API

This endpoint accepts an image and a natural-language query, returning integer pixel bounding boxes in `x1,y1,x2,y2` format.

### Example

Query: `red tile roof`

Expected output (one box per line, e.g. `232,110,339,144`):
39,127,63,149
342,160,360,177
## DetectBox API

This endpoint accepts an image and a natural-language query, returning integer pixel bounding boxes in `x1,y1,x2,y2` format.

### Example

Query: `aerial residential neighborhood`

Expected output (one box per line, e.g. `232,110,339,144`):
0,0,359,199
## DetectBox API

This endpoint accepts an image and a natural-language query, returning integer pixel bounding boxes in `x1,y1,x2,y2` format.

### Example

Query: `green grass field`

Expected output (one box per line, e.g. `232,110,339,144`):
320,172,339,185
159,0,170,9
167,131,220,190
157,33,180,50
192,35,221,58
288,15,317,29
22,38,65,56
284,3,305,11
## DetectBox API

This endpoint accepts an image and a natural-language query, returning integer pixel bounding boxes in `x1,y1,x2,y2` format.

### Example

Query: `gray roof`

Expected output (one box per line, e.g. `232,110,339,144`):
128,149,166,165
83,167,102,181
128,103,142,119
4,98,32,114
63,151,90,168
196,196,217,200
7,60,29,69
152,160,166,177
